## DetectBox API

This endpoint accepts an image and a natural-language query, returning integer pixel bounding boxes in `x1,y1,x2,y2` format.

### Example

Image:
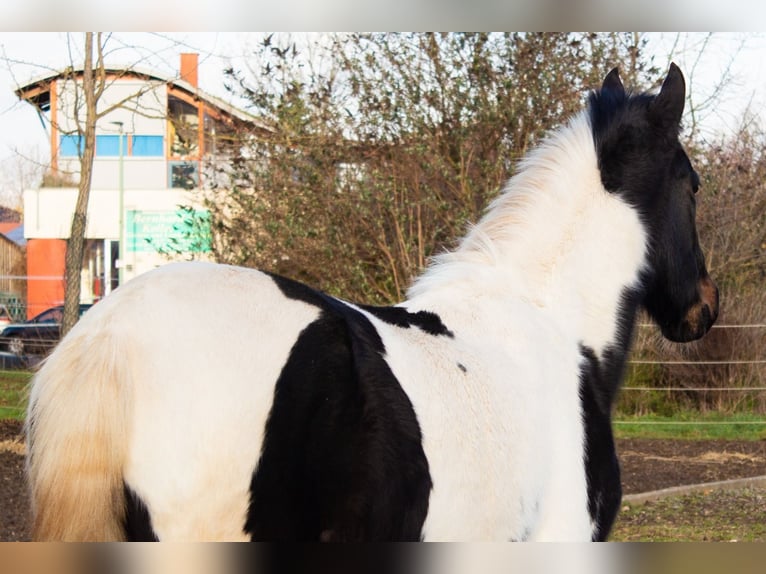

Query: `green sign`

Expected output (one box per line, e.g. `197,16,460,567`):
127,209,212,254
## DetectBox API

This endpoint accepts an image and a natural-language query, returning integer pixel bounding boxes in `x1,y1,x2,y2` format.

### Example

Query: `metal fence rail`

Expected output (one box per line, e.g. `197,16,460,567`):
623,387,766,391
613,421,766,425
622,322,766,426
629,359,766,365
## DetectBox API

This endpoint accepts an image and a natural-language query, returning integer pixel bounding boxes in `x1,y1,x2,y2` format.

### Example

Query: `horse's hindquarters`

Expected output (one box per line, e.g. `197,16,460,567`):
110,263,322,540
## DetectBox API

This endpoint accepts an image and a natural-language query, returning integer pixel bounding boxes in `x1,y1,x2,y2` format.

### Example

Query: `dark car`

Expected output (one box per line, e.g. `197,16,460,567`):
0,304,93,362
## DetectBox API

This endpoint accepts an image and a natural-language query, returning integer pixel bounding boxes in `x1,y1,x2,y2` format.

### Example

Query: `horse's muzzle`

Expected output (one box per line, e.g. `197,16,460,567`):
668,274,719,343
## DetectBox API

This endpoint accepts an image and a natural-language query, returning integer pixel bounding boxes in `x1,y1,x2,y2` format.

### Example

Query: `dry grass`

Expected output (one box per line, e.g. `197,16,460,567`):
612,488,766,542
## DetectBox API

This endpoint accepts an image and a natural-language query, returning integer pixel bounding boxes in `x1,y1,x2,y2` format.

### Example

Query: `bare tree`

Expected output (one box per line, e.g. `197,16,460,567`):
210,32,658,304
9,33,173,336
60,32,101,336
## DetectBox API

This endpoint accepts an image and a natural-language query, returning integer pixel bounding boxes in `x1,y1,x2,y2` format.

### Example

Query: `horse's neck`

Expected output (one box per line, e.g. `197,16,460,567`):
408,113,648,359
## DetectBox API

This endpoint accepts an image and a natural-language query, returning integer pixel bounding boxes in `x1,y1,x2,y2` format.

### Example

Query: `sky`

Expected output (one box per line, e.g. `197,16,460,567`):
1,32,766,207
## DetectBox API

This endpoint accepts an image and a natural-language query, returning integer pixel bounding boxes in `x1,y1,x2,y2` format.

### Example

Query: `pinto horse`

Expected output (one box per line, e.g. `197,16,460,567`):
26,64,718,542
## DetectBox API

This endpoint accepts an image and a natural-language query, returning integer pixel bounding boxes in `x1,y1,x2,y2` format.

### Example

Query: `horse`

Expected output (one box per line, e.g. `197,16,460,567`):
26,64,718,542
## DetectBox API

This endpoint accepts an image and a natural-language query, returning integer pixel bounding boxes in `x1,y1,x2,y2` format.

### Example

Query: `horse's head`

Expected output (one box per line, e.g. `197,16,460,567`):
591,64,718,343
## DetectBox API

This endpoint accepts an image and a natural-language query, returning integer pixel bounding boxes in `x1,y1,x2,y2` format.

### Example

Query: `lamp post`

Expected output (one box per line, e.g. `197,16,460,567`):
111,121,125,286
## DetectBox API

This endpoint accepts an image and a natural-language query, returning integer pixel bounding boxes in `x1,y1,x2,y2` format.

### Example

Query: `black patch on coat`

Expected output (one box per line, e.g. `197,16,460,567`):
578,345,622,542
359,305,454,338
123,484,159,541
266,271,334,309
588,68,715,343
267,270,453,338
578,287,641,541
252,545,419,574
588,74,691,252
245,274,432,541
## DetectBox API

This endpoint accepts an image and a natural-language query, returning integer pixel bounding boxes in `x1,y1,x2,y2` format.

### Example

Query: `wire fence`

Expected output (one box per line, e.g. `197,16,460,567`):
629,359,766,365
616,323,766,427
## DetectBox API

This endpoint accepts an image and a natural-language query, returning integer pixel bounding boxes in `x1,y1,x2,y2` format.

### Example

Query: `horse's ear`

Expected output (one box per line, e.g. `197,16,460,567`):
602,67,624,96
650,63,686,128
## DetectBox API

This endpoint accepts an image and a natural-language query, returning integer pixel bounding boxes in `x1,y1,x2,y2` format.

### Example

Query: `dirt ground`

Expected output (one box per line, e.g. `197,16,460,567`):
2,418,765,542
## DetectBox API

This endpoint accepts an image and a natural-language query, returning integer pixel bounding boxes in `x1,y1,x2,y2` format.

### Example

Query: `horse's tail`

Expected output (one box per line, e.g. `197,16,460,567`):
26,322,132,541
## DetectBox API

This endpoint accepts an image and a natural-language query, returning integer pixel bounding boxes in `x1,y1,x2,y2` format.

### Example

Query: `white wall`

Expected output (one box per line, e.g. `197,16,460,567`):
24,186,212,282
57,78,166,136
58,157,170,190
92,158,169,190
24,187,202,239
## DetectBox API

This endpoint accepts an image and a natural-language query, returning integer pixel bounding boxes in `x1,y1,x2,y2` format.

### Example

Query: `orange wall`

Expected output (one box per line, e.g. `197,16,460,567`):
26,239,67,319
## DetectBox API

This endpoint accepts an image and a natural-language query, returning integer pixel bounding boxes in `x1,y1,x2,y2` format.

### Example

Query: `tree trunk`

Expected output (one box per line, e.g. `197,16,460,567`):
61,33,98,337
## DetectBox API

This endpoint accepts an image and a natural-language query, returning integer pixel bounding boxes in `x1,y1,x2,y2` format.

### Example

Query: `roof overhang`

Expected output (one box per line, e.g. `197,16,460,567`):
14,66,271,132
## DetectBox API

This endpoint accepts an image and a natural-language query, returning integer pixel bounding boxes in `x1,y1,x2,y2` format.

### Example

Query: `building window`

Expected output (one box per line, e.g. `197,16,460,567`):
131,135,164,157
60,134,164,157
168,96,199,157
168,161,199,189
60,134,84,157
95,135,128,156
